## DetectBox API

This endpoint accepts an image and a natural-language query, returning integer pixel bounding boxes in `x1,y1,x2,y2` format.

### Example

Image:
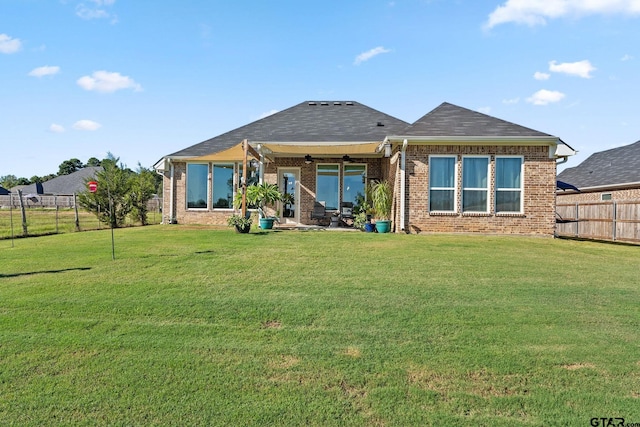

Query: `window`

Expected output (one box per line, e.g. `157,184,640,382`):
343,164,366,207
601,193,612,201
429,156,457,212
316,164,339,210
495,157,523,213
212,164,234,209
186,163,208,209
462,157,489,213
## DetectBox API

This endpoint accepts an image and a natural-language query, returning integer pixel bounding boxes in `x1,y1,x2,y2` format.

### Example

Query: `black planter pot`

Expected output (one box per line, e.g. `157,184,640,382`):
235,224,251,233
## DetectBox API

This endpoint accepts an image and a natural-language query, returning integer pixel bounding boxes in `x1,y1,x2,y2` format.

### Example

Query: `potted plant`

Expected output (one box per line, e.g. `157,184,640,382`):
371,180,393,233
246,182,282,230
227,213,252,233
354,189,375,232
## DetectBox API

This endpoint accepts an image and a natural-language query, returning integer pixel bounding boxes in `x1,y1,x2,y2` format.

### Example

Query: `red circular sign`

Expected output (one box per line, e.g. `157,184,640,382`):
88,181,98,193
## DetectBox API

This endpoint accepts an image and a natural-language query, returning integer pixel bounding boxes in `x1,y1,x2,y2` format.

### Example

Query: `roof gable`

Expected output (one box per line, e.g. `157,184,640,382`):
557,140,640,189
403,102,553,138
168,101,409,158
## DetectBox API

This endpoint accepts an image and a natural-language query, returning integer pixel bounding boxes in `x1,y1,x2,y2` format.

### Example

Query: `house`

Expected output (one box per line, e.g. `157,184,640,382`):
16,167,102,196
155,101,575,236
557,140,640,203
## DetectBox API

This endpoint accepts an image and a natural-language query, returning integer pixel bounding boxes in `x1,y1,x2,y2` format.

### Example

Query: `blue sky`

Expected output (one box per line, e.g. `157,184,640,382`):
2,0,639,178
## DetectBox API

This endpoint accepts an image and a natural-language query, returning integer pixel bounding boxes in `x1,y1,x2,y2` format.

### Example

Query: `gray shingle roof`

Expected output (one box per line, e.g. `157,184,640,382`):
557,140,640,189
18,166,102,195
403,102,554,137
168,101,410,158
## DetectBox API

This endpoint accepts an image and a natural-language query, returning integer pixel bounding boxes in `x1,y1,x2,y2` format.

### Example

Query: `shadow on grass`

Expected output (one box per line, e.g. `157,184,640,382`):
0,267,91,278
556,235,640,247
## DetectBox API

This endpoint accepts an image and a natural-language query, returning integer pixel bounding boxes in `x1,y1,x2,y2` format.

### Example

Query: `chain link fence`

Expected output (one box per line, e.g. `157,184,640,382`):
0,193,162,239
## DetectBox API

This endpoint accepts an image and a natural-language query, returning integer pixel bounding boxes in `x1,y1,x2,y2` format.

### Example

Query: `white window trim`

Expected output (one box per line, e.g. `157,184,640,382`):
316,163,341,212
342,163,368,204
429,155,458,213
462,155,490,213
495,155,524,214
211,162,235,211
186,162,210,210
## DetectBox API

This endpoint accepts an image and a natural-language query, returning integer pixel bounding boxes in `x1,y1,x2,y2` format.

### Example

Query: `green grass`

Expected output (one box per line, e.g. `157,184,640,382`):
1,227,639,426
0,208,162,239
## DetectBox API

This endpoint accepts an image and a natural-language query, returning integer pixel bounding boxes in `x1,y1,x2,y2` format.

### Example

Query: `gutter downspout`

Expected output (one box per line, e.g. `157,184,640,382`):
169,160,175,224
400,139,408,232
154,158,175,224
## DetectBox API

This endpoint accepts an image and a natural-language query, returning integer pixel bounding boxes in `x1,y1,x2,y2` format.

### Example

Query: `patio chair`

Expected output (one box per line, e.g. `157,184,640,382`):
310,201,327,222
340,202,353,219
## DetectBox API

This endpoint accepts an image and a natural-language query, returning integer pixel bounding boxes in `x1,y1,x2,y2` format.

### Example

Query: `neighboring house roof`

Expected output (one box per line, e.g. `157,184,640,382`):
402,102,554,137
0,186,9,195
17,166,102,195
557,140,640,190
167,101,410,158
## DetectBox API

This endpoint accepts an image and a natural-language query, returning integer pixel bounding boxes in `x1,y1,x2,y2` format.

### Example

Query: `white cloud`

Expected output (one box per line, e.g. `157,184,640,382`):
28,65,61,78
76,0,118,23
73,120,102,131
534,71,550,80
502,97,520,105
77,70,142,93
485,0,640,29
549,60,596,78
0,33,22,54
621,54,633,61
477,106,492,114
526,89,566,106
49,123,65,133
258,109,278,120
354,46,391,65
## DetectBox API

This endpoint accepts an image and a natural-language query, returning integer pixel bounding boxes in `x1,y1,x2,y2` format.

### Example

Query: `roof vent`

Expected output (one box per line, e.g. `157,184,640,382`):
346,101,354,106
377,121,384,126
333,102,341,105
320,101,329,106
308,102,317,105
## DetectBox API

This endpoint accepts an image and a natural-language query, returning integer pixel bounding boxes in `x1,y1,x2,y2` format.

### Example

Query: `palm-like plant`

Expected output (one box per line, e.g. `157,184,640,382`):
371,180,393,221
246,183,282,218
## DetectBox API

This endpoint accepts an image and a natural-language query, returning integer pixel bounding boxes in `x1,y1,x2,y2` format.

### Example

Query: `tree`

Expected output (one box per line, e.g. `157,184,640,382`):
0,175,19,189
58,158,84,176
78,154,132,228
86,157,101,167
127,164,156,225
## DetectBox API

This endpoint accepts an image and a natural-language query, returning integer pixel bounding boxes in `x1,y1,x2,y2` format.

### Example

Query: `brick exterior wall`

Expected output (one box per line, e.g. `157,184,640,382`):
163,157,383,226
163,145,557,236
403,145,557,236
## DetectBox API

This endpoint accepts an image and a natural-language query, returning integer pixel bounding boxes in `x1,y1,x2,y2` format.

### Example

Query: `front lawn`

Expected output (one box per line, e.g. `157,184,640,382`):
1,227,638,425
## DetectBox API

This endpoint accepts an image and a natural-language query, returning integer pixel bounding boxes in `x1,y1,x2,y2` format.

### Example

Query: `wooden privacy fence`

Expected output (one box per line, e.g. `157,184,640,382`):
556,200,640,243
